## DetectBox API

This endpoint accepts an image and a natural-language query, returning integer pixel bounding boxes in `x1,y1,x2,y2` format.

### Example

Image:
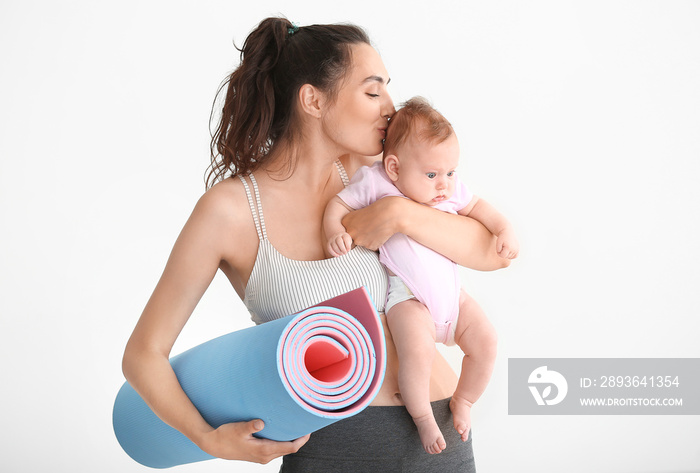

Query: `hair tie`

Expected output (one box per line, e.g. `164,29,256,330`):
288,22,300,36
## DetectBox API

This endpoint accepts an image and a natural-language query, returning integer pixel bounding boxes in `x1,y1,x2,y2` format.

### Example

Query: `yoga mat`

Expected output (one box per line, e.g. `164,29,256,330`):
112,287,386,469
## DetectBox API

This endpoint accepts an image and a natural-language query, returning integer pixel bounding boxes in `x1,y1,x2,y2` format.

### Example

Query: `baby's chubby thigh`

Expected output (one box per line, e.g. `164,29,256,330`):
386,298,437,349
453,290,498,359
385,273,436,343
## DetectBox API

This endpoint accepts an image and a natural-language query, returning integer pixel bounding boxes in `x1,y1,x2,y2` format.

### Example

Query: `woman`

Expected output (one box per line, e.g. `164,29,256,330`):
122,17,509,472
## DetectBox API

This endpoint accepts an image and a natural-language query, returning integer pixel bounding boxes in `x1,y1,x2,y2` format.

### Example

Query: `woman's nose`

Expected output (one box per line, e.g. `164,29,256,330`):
382,98,396,120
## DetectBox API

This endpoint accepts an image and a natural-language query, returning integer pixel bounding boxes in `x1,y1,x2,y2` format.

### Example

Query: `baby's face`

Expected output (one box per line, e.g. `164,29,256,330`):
391,134,460,206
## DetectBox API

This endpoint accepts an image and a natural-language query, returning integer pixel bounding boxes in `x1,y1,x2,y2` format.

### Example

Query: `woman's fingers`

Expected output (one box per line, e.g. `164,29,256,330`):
246,432,310,464
199,420,310,464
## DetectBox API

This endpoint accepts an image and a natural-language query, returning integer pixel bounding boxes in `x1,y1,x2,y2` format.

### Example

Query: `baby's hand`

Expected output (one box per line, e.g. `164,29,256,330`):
327,232,354,257
496,227,519,259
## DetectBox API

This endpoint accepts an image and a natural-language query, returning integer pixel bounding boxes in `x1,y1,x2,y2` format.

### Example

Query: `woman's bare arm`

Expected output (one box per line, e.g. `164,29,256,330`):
342,196,510,271
122,185,308,464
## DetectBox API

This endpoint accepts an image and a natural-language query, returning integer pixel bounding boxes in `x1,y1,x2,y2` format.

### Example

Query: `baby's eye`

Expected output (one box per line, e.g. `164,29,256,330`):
447,171,455,177
426,172,436,179
366,93,380,98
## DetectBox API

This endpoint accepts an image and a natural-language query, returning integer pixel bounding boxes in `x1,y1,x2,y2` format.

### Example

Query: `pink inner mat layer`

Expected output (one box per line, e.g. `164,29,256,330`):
276,288,386,417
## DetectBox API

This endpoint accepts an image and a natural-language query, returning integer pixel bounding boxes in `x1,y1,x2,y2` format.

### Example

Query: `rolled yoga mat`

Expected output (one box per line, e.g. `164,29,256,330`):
113,287,386,468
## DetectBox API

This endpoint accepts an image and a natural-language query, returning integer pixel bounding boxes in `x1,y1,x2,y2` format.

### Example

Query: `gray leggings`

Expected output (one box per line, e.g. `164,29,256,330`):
280,398,476,473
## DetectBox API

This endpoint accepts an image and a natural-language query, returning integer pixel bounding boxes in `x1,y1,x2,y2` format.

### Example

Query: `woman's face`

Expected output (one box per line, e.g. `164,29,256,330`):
321,43,395,157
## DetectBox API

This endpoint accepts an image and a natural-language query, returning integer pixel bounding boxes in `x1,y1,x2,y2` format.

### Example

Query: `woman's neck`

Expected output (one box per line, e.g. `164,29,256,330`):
263,135,346,192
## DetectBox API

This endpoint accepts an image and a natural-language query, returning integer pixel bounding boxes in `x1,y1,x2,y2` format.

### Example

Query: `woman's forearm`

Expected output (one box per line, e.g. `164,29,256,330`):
342,196,510,270
398,199,510,271
122,344,214,447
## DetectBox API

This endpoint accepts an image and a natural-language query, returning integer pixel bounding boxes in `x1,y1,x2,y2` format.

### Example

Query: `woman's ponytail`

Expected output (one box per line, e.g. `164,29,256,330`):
206,17,370,188
207,18,291,186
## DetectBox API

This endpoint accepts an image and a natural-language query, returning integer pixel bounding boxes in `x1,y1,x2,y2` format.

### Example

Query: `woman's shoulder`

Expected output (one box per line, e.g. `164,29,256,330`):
191,176,252,231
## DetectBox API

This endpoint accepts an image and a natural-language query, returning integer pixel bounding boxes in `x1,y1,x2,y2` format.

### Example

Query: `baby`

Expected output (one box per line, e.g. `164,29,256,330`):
323,97,518,454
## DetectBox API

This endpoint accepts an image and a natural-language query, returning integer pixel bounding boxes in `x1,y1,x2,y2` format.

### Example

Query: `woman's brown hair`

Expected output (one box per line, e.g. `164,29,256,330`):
206,17,370,188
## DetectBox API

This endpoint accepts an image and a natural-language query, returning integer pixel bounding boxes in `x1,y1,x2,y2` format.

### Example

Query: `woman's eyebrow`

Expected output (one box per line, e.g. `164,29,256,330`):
362,75,391,85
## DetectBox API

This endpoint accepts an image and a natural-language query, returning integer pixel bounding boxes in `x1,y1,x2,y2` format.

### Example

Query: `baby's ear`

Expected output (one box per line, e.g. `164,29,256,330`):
383,155,400,182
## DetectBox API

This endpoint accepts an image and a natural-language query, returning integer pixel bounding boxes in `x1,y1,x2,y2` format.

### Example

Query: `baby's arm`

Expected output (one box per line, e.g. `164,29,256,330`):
323,196,356,257
459,196,519,259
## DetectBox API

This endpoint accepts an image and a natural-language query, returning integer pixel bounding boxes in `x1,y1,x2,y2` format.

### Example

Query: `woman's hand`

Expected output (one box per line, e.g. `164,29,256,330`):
198,420,310,464
342,196,405,251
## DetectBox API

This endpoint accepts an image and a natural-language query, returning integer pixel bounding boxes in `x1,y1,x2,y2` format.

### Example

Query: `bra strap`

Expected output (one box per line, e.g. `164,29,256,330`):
237,173,266,241
247,173,268,239
335,159,350,187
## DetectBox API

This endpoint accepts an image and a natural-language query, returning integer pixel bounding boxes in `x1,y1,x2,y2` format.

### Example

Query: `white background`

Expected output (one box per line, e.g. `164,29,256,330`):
1,1,699,472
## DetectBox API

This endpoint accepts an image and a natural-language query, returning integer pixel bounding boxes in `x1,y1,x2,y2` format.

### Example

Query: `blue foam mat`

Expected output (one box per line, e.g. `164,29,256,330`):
113,287,386,468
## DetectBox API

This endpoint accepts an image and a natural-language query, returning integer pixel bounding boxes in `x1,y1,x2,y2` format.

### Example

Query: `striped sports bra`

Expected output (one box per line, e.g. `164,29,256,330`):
238,160,388,324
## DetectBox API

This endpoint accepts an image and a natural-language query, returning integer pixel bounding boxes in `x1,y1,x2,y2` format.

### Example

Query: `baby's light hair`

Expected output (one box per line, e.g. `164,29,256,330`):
383,96,454,158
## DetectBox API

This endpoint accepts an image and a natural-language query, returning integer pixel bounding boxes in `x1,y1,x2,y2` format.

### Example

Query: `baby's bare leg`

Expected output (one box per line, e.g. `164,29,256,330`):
386,299,446,454
450,291,498,441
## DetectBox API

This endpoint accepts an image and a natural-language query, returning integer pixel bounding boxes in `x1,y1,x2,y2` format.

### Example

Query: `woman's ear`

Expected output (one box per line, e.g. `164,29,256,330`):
384,155,400,182
298,84,324,118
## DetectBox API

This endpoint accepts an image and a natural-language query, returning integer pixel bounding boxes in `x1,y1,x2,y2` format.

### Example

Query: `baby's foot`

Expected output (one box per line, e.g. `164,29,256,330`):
413,413,446,454
450,396,473,442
